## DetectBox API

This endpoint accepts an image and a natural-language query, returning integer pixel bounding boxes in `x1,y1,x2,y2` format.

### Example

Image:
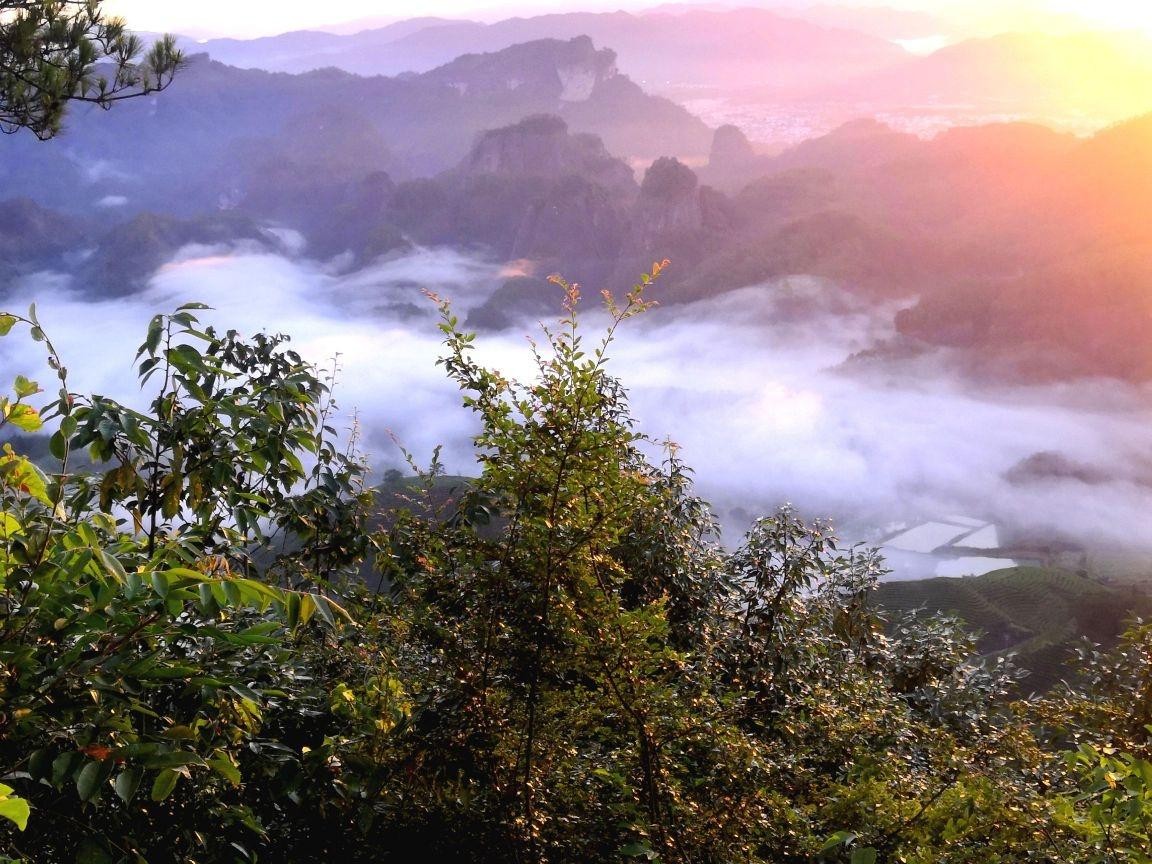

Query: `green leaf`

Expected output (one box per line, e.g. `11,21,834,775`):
198,582,219,614
851,850,878,864
27,751,52,782
0,315,16,337
13,375,39,398
142,315,163,358
298,593,316,629
49,430,67,460
98,550,127,584
222,580,242,607
75,760,107,802
145,751,205,770
0,795,30,832
6,403,43,433
159,567,207,583
0,512,21,541
209,753,241,787
51,751,81,788
285,591,301,631
167,344,209,375
151,572,171,599
821,831,857,852
312,594,338,628
150,768,179,802
229,683,262,704
0,451,52,505
114,768,143,804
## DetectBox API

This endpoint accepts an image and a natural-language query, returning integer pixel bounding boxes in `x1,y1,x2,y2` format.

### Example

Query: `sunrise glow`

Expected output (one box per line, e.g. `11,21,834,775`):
1059,0,1152,35
102,0,1152,39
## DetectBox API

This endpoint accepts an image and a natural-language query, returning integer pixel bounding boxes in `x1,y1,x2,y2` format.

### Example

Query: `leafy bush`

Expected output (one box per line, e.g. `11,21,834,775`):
0,305,371,861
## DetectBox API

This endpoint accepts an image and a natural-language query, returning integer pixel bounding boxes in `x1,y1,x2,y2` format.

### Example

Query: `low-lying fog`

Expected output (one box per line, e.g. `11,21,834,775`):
5,242,1152,580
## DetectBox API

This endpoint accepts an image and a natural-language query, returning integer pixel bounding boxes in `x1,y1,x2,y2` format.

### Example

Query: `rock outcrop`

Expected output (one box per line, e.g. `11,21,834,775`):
422,35,617,103
629,157,707,248
710,125,757,169
610,158,736,300
702,124,771,191
464,114,637,199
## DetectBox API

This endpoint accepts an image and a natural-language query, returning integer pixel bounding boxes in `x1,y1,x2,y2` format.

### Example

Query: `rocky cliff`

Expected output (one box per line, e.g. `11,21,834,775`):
464,114,637,198
421,35,617,103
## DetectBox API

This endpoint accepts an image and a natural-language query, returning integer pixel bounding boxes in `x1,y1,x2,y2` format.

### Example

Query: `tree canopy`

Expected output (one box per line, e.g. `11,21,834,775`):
0,1,181,138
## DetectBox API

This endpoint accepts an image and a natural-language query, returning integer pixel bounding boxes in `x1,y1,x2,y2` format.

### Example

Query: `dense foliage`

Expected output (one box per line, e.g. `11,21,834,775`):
1,276,1151,862
0,0,181,138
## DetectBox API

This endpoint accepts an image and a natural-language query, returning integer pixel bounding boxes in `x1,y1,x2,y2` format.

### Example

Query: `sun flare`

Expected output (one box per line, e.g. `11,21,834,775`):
1059,0,1152,35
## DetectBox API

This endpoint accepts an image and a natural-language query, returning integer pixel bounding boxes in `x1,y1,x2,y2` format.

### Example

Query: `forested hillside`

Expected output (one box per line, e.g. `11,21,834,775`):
190,7,906,94
0,38,709,214
9,93,1152,382
874,567,1152,692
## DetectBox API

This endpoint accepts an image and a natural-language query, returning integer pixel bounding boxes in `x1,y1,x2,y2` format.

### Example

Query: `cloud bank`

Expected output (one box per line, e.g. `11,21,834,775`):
5,244,1152,571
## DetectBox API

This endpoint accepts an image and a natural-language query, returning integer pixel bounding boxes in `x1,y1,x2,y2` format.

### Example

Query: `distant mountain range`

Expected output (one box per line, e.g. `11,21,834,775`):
0,36,709,219
7,17,1152,386
187,8,908,97
8,74,1152,387
179,10,1152,133
692,113,1152,382
790,4,944,40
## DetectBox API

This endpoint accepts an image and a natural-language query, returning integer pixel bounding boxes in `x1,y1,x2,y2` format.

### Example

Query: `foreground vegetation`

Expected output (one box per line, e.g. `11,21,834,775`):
1,275,1151,863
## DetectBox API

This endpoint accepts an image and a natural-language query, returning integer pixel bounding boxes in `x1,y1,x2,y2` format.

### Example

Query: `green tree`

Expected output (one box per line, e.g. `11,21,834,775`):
0,305,374,861
0,1,181,139
372,270,1058,863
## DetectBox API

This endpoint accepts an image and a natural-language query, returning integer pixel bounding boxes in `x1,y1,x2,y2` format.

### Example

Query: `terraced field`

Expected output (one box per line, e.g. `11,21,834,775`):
873,567,1152,692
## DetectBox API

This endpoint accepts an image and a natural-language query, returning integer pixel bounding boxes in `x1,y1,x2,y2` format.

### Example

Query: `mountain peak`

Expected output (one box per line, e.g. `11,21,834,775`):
464,114,636,196
421,35,617,103
709,124,756,167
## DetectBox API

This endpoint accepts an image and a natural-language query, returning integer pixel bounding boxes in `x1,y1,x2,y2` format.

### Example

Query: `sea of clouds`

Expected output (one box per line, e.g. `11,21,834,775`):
5,243,1152,570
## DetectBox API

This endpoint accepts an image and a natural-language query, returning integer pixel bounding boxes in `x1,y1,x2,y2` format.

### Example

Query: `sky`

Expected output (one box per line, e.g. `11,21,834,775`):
101,1,1152,39
103,0,644,37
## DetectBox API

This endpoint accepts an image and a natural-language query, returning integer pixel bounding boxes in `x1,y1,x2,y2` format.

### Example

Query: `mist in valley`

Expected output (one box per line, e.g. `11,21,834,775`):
7,241,1152,580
